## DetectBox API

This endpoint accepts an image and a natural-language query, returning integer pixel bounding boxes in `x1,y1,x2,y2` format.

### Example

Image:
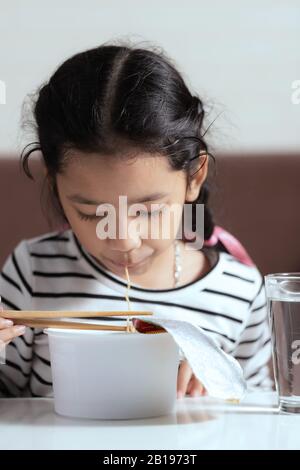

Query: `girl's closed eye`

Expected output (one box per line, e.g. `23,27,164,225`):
76,208,110,222
137,204,167,218
77,205,167,222
77,211,102,222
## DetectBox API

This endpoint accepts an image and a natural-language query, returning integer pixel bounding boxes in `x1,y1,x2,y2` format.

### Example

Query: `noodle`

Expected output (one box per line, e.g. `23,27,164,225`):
124,266,132,312
124,266,135,333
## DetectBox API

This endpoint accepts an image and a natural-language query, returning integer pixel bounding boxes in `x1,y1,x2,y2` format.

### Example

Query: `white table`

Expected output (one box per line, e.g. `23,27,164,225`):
0,392,299,450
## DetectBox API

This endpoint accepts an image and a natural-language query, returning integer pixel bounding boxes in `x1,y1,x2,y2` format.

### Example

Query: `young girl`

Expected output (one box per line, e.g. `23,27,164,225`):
0,42,272,398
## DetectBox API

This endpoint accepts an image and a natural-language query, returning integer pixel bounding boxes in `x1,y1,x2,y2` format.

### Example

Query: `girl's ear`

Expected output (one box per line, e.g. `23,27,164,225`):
42,165,49,181
43,168,55,192
185,154,208,202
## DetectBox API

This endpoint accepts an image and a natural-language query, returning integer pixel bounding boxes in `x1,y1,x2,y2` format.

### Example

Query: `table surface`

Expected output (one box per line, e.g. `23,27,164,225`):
0,392,299,450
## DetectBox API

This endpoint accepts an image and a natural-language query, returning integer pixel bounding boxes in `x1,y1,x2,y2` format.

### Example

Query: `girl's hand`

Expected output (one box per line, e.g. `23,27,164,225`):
177,359,206,398
0,298,26,348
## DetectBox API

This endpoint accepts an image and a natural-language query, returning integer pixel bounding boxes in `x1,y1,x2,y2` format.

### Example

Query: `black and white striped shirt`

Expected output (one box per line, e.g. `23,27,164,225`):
0,229,273,397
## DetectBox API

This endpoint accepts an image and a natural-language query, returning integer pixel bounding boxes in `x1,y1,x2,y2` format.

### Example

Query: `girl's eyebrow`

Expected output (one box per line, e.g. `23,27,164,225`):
67,192,169,205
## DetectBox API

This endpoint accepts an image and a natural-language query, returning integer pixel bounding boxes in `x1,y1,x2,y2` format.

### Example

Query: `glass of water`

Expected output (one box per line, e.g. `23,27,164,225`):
265,273,300,413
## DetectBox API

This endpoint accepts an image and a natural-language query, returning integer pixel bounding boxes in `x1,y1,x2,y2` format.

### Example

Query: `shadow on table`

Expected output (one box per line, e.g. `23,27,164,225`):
0,398,216,427
0,397,280,428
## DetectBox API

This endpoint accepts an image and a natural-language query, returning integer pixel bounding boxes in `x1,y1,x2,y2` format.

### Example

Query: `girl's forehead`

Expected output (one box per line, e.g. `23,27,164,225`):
63,151,171,174
61,151,178,181
58,151,186,201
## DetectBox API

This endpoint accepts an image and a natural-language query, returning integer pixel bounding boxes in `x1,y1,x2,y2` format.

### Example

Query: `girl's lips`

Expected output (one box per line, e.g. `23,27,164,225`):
104,256,148,269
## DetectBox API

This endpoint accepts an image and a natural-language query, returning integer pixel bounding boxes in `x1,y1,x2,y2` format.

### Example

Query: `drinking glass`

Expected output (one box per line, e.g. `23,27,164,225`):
265,273,300,413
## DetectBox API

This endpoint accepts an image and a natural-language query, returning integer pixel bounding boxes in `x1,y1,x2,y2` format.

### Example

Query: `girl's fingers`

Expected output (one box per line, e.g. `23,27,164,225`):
0,318,14,329
0,325,26,343
186,375,194,395
188,375,206,397
186,374,201,395
177,360,193,398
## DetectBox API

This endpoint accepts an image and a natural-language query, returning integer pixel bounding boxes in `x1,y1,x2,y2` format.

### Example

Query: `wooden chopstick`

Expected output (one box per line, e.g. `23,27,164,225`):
2,310,153,320
11,318,131,331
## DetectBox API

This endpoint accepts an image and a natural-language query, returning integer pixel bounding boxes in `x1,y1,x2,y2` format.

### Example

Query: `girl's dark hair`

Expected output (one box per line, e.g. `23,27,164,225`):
21,42,215,240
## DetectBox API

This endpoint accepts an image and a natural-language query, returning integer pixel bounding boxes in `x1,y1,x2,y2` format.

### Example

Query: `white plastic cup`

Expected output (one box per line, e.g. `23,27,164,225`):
45,328,179,420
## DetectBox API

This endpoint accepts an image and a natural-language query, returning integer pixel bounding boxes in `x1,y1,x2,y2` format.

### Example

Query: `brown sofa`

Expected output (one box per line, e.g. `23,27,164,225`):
1,152,300,275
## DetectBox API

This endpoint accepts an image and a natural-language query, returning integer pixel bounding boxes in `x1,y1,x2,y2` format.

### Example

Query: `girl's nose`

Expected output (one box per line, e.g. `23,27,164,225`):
106,215,144,252
106,222,142,252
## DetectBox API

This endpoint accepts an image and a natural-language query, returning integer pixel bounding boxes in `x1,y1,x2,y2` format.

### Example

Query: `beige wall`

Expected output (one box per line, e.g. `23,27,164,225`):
0,0,299,156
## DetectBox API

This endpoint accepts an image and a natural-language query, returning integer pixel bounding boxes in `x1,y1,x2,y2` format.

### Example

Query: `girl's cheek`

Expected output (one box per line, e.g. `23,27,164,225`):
67,216,100,251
